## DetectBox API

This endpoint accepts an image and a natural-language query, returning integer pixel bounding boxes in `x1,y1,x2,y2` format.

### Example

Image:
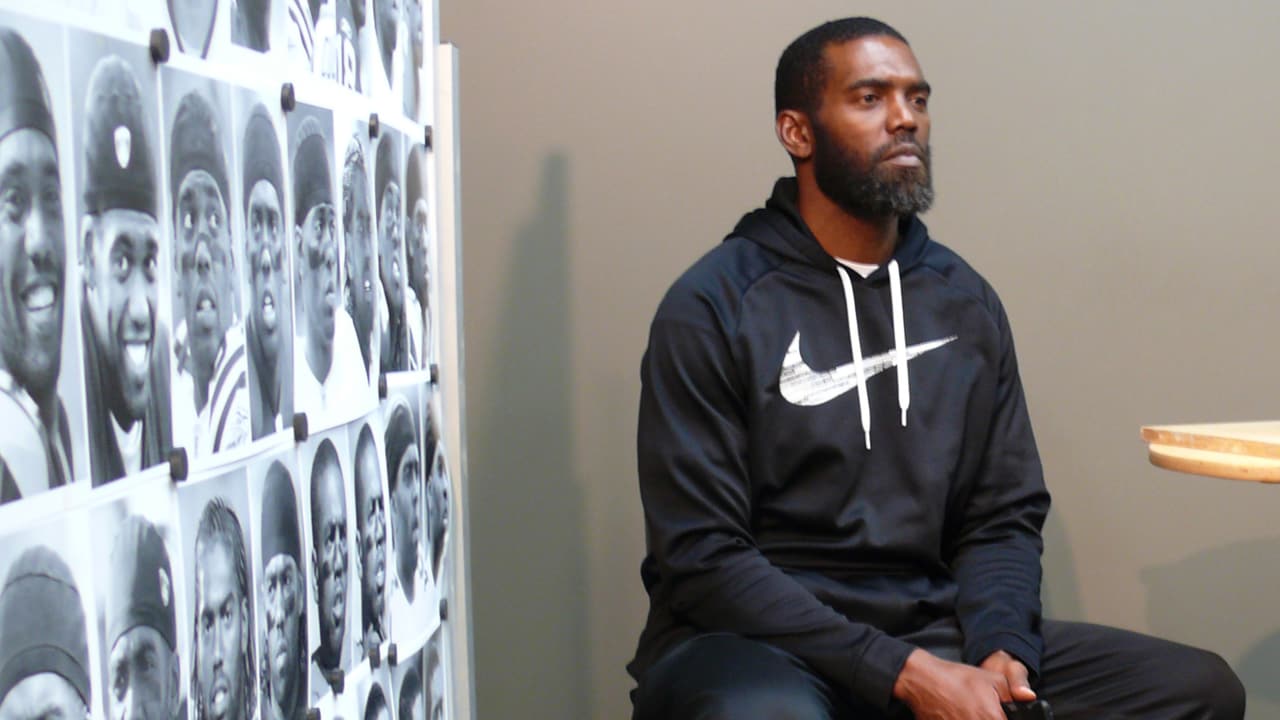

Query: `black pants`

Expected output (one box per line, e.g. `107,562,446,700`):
631,620,1246,720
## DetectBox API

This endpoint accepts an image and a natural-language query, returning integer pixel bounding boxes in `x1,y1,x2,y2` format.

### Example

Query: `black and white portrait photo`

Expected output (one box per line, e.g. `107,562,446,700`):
0,519,95,720
178,469,256,720
385,383,436,645
253,457,308,720
92,489,187,720
403,141,430,371
374,130,408,374
71,36,172,486
289,103,365,429
231,0,271,53
164,71,250,460
365,0,398,102
169,0,219,59
341,126,379,390
237,95,294,441
349,417,388,658
423,626,445,720
423,398,449,593
361,673,391,720
284,0,319,72
302,431,356,700
316,0,361,92
393,648,423,720
399,0,426,119
0,18,85,503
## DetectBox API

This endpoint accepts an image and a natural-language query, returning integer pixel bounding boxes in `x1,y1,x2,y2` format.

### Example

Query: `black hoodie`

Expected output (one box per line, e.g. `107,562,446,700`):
628,178,1050,710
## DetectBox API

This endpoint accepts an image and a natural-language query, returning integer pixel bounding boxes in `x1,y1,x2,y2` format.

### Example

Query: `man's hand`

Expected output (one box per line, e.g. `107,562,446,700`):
979,650,1037,704
891,648,1031,720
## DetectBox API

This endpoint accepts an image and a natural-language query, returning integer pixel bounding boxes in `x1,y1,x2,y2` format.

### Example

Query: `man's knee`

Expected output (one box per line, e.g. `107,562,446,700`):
632,635,840,720
1171,647,1246,720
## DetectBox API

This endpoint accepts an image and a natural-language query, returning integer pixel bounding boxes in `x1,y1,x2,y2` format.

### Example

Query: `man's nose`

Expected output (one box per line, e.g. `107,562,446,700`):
126,278,153,331
23,205,53,268
195,236,213,277
886,93,919,134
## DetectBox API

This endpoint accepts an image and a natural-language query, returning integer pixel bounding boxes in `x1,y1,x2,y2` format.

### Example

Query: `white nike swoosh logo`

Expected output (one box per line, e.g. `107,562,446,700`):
779,332,958,407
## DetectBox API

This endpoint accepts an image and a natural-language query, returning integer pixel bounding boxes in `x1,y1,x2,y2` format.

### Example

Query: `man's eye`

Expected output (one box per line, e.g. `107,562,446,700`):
113,255,129,274
183,210,194,231
2,187,27,220
209,211,220,231
913,96,929,110
145,255,158,275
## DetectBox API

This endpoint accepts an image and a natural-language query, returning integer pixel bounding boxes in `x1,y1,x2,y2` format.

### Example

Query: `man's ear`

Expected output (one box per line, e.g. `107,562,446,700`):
353,530,364,574
776,110,814,162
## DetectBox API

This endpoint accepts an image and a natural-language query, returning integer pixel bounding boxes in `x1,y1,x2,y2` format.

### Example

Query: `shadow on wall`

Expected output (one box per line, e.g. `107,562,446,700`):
1142,536,1280,717
470,152,590,718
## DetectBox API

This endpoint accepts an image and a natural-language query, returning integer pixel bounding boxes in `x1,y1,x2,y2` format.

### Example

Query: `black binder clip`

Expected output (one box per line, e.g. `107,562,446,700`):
306,708,321,720
369,113,380,138
168,447,188,482
323,667,345,695
439,596,448,621
368,644,381,668
378,373,388,399
387,643,398,666
429,363,439,385
149,29,170,64
280,83,296,113
423,125,433,151
293,412,309,443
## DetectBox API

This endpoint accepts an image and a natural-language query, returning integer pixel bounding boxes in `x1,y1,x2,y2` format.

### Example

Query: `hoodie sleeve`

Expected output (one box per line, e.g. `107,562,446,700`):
948,300,1051,678
638,307,916,710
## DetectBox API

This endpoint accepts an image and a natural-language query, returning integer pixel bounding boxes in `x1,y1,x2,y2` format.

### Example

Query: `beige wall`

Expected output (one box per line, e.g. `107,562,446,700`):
440,2,1280,718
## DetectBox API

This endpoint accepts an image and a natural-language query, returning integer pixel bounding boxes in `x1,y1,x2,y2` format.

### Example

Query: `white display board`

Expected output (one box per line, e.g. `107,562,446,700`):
0,0,471,718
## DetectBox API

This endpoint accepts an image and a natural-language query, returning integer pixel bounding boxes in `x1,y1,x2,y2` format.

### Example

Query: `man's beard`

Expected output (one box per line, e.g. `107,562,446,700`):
811,122,934,219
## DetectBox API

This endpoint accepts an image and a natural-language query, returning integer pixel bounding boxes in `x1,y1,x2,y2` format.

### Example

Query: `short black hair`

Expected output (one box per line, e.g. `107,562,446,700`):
775,17,908,116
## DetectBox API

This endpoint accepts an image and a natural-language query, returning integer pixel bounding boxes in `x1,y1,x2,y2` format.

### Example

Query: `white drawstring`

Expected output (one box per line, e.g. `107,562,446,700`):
889,260,909,427
837,267,872,450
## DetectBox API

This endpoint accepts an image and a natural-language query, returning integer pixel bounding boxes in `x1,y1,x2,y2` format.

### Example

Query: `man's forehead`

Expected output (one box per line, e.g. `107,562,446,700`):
823,35,925,87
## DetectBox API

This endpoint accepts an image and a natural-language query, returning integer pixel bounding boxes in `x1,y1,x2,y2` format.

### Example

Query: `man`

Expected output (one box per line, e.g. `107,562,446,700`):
286,0,320,71
374,135,407,373
191,497,255,720
293,116,363,418
353,422,388,654
170,89,249,457
0,30,74,500
629,18,1246,720
316,0,359,91
423,404,447,584
371,0,397,88
106,515,184,720
424,630,443,720
169,0,218,58
242,105,291,439
400,0,422,117
0,546,90,720
363,682,390,720
232,0,270,52
310,439,348,691
395,656,422,720
260,462,307,720
385,397,420,606
342,136,378,382
80,55,171,485
403,143,429,368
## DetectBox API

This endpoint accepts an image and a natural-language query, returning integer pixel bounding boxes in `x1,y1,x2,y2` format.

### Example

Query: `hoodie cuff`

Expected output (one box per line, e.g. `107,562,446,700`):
851,632,916,711
963,631,1042,682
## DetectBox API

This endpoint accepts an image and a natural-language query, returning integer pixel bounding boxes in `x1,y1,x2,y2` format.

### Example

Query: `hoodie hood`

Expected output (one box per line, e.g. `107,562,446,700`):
728,177,932,281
